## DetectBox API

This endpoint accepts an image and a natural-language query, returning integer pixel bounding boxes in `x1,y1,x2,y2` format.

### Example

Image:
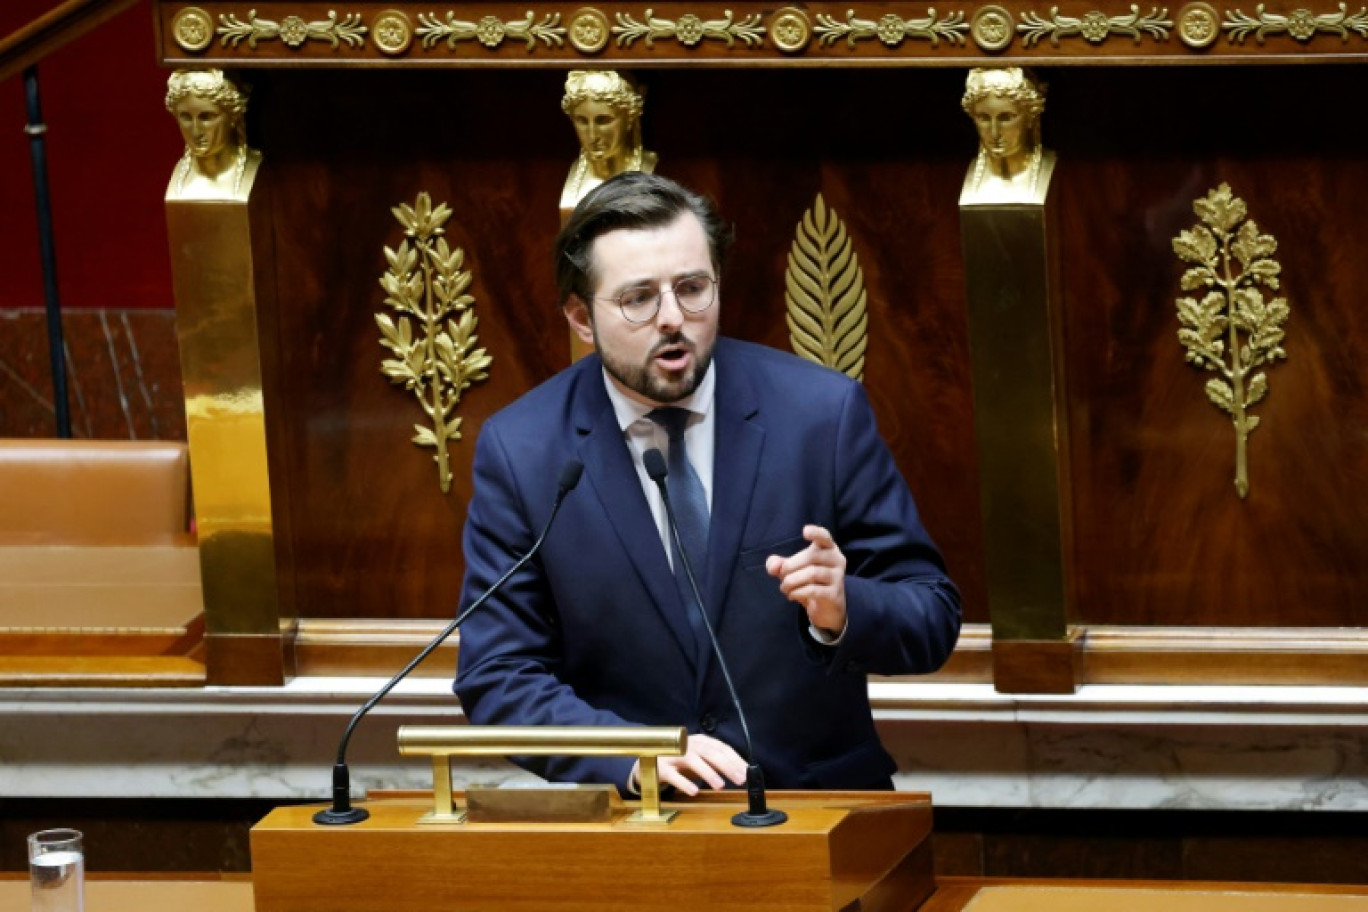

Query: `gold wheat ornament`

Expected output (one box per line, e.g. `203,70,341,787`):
376,192,491,493
1173,183,1289,499
785,194,868,382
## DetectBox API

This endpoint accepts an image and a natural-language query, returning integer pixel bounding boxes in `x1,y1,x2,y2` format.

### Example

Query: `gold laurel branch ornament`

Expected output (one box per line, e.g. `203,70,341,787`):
217,10,367,48
814,8,969,47
1224,2,1368,43
611,9,766,48
1017,4,1172,47
785,194,869,382
416,10,566,50
1172,183,1289,500
376,193,492,494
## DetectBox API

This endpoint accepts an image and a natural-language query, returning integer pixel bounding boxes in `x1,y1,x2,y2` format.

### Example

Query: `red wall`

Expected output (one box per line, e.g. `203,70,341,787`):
1,0,177,310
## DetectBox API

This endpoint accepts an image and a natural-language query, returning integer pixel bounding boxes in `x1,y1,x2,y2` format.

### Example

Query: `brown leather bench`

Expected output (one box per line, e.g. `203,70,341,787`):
0,439,191,545
0,439,204,686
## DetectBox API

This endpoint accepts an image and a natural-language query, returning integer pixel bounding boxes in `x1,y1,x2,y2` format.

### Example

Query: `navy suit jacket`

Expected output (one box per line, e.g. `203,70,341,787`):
454,338,961,792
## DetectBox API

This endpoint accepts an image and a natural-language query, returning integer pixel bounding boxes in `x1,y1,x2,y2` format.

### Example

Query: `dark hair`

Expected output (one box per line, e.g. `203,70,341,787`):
553,171,734,306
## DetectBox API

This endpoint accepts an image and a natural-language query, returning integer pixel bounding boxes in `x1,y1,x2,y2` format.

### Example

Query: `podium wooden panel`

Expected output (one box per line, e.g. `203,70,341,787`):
251,791,934,912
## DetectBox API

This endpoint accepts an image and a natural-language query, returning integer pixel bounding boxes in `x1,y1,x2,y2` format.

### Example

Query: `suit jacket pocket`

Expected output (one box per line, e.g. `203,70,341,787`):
739,535,807,571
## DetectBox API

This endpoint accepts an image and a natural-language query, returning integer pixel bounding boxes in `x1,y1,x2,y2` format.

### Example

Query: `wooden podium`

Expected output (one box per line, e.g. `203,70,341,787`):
251,791,934,911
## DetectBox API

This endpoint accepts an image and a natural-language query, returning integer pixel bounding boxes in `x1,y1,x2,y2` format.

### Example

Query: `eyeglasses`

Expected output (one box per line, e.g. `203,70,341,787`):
597,275,717,325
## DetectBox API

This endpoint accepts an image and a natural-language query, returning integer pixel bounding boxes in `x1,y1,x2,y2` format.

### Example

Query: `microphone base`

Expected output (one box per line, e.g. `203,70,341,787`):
731,808,788,828
312,806,370,826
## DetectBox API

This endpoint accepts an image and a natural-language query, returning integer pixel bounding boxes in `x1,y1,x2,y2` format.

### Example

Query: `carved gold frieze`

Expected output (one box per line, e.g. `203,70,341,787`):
218,9,368,48
377,193,492,494
770,7,813,52
372,9,414,54
785,194,868,383
417,11,567,49
568,7,611,51
1177,1,1220,46
611,9,766,48
1224,2,1368,42
1172,183,1289,500
972,5,1016,50
814,8,969,47
1017,4,1173,46
172,6,215,51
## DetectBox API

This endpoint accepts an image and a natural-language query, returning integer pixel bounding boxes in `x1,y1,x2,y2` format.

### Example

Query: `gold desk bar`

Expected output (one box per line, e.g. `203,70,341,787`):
397,726,688,825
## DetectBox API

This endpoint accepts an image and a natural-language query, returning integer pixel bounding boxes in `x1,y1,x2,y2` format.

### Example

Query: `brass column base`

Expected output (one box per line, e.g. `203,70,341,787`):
992,629,1083,694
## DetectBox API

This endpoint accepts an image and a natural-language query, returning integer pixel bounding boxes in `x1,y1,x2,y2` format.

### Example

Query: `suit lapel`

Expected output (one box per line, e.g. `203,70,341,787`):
573,364,701,673
704,345,764,660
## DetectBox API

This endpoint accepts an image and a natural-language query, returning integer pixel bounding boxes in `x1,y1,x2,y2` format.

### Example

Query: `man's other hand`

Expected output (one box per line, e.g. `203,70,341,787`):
765,524,848,637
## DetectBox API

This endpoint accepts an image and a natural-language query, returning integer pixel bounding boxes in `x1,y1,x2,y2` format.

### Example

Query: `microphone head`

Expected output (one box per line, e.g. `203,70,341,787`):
643,448,667,483
558,460,585,493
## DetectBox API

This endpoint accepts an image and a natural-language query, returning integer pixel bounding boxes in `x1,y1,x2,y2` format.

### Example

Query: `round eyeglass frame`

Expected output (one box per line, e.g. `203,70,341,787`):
597,275,717,325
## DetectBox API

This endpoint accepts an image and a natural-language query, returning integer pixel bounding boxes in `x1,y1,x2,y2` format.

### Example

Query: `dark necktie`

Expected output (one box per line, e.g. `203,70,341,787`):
648,407,711,658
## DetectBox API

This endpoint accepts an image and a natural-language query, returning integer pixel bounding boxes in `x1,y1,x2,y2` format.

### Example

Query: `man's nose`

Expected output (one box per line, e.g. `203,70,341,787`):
655,289,685,327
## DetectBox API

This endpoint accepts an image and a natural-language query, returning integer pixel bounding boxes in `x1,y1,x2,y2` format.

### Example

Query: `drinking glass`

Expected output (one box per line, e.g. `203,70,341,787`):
27,829,84,912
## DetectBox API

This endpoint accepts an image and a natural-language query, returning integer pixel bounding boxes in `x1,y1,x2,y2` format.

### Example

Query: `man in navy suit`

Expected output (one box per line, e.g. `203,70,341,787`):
455,172,961,796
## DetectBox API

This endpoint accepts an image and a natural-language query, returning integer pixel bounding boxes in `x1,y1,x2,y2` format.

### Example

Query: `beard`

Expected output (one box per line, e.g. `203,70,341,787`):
594,327,715,405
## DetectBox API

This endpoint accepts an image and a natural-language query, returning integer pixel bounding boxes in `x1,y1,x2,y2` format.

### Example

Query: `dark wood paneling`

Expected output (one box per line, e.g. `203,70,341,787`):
1051,66,1368,627
253,63,1367,630
254,67,987,621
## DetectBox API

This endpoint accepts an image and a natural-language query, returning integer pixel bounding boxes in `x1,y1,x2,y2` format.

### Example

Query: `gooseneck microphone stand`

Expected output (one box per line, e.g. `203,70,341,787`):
643,448,786,828
313,461,584,825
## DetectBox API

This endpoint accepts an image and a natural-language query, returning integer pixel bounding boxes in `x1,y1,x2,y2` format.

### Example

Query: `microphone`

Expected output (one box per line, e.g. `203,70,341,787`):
643,448,786,828
313,459,585,825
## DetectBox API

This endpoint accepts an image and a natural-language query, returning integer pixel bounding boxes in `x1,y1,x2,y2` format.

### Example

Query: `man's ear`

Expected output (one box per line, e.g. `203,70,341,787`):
563,295,595,346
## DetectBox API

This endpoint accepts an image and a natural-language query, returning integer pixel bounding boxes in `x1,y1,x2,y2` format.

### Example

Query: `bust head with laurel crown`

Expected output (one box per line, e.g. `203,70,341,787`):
165,69,260,200
559,71,658,220
961,67,1046,182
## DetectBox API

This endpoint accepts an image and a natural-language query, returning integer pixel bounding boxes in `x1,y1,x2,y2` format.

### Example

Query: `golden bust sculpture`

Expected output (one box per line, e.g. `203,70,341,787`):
960,67,1055,206
165,69,262,201
559,70,657,215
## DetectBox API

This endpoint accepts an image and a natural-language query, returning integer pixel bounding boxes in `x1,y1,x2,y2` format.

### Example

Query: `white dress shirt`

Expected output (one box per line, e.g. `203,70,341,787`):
602,363,716,569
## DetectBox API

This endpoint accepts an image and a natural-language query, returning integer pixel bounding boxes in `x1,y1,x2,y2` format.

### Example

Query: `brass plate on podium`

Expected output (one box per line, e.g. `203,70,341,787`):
465,784,616,823
251,791,933,912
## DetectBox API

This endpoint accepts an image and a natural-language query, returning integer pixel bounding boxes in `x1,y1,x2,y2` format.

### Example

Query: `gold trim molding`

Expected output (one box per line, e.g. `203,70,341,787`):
163,2,1368,59
417,11,567,49
1017,4,1173,46
814,8,969,47
784,194,868,382
1172,183,1289,500
610,8,766,48
1225,2,1368,42
376,193,492,494
218,9,368,48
